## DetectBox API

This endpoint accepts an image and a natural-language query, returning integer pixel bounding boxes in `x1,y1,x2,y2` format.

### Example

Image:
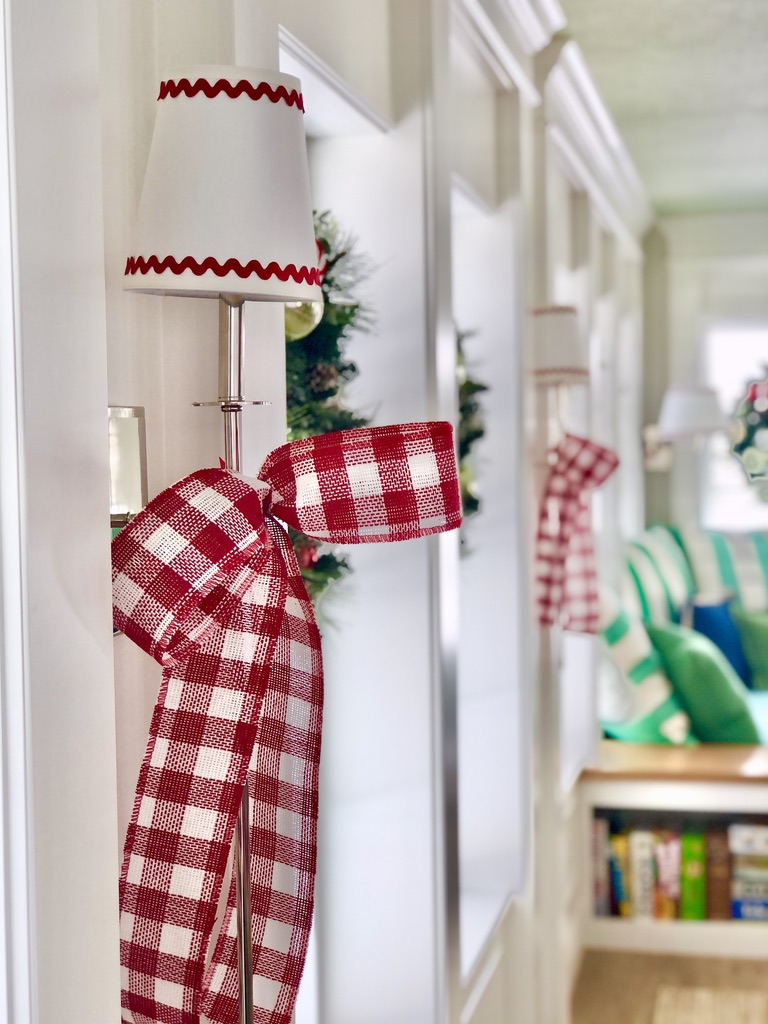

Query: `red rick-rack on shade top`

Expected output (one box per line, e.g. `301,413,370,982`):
112,422,461,1024
124,66,322,301
123,255,322,287
535,434,619,632
157,77,305,109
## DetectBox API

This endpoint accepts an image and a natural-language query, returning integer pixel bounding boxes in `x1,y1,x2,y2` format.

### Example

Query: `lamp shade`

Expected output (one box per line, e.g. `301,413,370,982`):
530,306,589,386
124,66,322,302
656,386,727,440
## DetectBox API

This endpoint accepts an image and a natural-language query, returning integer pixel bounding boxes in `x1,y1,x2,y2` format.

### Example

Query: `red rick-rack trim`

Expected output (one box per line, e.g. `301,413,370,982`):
158,77,305,110
124,254,322,287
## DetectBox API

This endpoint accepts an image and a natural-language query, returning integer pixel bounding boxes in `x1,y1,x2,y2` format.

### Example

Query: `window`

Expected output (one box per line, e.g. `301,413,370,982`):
701,322,768,532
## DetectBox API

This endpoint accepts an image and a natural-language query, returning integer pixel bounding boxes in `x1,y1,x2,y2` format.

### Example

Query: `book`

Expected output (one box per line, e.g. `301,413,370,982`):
592,818,611,917
679,833,706,920
732,898,768,921
608,833,632,917
732,878,768,900
728,823,768,857
705,829,731,920
732,854,768,880
654,830,681,919
629,831,656,918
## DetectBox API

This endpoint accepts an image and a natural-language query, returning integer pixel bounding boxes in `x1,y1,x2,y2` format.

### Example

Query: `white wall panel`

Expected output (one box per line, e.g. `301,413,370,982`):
8,0,121,1019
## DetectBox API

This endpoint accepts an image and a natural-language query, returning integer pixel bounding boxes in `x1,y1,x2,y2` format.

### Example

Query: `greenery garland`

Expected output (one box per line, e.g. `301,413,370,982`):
284,214,490,599
457,328,488,526
285,211,373,602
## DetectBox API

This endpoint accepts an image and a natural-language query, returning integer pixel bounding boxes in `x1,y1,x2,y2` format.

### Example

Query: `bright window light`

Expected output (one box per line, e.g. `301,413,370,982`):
701,323,768,531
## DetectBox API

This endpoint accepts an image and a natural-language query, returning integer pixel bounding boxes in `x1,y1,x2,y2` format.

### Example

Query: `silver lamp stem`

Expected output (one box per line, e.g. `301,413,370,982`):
219,294,254,1024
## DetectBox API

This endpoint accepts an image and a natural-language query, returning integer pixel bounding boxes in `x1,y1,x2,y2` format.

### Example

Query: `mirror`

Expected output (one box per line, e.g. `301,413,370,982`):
109,406,148,534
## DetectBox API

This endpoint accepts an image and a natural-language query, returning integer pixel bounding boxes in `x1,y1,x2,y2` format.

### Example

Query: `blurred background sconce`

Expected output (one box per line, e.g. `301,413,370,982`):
644,386,728,472
530,305,590,387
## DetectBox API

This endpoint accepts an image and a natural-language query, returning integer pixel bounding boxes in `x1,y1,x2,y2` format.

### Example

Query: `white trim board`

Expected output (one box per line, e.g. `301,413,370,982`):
545,41,653,250
0,1,35,1017
279,26,392,137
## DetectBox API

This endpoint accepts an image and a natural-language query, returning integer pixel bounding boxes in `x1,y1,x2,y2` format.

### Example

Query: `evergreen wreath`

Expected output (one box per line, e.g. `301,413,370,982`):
285,211,373,603
733,373,768,490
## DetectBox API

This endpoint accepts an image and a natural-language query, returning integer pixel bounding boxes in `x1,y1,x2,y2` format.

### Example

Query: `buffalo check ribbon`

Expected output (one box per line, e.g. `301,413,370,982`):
112,422,461,1024
535,433,619,633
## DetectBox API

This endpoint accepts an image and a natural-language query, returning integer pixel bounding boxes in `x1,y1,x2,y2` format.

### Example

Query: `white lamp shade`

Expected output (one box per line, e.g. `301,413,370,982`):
656,386,727,440
530,306,589,386
124,66,322,302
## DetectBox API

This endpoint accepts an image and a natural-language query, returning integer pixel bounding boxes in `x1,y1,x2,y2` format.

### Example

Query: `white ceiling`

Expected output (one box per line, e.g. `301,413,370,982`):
559,0,768,214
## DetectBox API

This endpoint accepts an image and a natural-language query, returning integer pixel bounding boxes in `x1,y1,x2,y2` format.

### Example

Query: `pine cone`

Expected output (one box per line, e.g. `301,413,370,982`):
307,363,340,394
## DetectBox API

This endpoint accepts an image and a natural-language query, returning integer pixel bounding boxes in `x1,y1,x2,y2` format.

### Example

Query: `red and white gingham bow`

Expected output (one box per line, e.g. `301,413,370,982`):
112,422,461,1024
535,433,619,633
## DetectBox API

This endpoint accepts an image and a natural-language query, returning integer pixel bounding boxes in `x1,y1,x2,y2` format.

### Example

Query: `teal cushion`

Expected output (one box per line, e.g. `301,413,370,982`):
731,608,768,690
647,622,760,744
599,589,695,745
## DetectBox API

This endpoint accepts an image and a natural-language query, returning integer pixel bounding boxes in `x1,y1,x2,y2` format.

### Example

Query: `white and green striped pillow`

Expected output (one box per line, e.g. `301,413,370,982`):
623,528,696,625
598,587,695,745
676,528,768,612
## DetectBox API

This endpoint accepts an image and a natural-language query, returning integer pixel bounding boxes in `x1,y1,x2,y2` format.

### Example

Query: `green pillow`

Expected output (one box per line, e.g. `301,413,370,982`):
599,589,695,745
647,622,760,743
731,608,768,691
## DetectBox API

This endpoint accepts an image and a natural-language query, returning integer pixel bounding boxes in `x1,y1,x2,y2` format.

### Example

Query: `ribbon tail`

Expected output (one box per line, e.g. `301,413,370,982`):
119,554,286,1024
202,520,322,1024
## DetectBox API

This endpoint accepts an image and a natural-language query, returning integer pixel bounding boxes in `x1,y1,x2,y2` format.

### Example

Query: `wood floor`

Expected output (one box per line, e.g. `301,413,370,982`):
572,951,768,1024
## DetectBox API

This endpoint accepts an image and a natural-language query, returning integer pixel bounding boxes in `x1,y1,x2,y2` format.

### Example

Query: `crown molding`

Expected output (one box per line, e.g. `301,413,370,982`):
545,41,653,251
532,0,567,36
452,0,541,104
278,26,393,137
659,212,768,263
501,0,551,53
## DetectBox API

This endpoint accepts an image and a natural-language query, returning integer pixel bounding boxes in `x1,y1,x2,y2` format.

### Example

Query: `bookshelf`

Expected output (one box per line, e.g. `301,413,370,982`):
579,742,768,958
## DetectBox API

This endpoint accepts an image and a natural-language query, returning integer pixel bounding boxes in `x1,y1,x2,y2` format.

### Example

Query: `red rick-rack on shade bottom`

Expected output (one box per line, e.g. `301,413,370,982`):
112,422,461,1024
535,433,619,633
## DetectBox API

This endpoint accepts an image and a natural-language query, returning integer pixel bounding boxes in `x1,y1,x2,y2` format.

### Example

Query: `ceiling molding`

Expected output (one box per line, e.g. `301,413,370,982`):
278,26,392,137
453,0,541,105
545,41,653,247
501,0,552,53
660,212,768,263
534,0,567,35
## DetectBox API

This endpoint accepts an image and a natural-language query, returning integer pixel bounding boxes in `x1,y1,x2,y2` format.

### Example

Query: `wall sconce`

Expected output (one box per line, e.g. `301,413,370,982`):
644,386,728,471
124,64,320,1024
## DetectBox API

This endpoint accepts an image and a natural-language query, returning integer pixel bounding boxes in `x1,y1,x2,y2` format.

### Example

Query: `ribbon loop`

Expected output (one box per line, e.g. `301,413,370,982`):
114,422,461,1024
260,421,460,544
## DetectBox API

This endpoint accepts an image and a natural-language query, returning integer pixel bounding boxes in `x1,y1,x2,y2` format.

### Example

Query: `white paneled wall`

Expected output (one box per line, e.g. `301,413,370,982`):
0,3,650,1023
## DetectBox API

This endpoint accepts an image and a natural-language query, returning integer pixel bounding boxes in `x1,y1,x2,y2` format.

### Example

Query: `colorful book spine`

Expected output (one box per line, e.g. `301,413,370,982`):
592,818,611,917
728,824,768,857
732,899,768,920
705,829,732,921
731,852,768,919
679,833,706,920
609,833,632,917
629,831,656,918
654,830,680,919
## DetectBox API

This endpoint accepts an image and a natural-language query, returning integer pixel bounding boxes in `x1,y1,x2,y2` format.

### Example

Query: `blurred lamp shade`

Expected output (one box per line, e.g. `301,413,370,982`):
530,306,589,386
656,386,727,441
124,65,322,303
